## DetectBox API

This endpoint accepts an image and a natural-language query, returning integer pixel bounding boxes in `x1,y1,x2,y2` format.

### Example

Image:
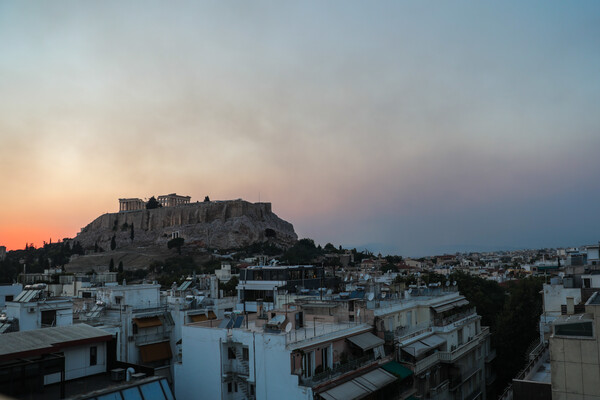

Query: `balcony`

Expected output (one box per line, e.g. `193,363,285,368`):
438,328,488,363
414,351,441,375
449,364,480,392
299,353,389,387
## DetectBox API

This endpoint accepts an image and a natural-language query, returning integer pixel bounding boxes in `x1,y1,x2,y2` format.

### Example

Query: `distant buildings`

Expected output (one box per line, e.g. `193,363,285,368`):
118,193,192,212
0,245,6,261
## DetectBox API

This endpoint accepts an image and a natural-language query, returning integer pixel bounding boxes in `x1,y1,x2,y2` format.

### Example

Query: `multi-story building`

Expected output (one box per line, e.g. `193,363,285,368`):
175,306,405,400
549,291,600,399
373,288,493,400
237,265,328,312
3,285,73,333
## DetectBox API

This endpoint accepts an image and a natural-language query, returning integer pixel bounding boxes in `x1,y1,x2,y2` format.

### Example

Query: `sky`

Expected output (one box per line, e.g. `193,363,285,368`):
1,1,599,256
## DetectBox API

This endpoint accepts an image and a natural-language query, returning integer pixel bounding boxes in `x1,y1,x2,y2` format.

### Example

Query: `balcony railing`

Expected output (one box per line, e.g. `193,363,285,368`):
438,328,488,363
299,353,381,387
414,351,441,375
464,389,482,400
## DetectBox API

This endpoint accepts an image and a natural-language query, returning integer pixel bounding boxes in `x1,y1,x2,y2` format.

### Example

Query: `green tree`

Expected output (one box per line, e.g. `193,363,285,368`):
109,258,115,272
146,196,162,209
110,235,116,251
167,237,185,254
118,261,124,273
204,196,210,202
219,276,239,296
130,224,135,241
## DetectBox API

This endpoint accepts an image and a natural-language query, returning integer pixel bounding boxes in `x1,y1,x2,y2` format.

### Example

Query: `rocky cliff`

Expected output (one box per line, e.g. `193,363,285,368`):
75,200,297,251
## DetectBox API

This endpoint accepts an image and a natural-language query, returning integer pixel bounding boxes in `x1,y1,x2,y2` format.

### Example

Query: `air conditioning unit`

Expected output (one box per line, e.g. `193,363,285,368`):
27,307,36,313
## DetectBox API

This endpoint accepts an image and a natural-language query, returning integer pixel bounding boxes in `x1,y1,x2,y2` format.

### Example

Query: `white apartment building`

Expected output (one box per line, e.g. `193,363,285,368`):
175,307,402,400
373,289,493,400
3,285,73,332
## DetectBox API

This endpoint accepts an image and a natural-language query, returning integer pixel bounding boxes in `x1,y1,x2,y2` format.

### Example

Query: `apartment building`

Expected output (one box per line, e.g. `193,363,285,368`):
373,288,493,400
175,306,405,400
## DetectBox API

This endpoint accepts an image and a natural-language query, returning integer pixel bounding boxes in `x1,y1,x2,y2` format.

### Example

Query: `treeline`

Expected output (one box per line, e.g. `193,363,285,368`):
0,241,84,283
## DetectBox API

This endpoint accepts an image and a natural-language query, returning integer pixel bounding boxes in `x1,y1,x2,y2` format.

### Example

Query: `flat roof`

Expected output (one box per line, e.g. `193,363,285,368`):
0,323,112,361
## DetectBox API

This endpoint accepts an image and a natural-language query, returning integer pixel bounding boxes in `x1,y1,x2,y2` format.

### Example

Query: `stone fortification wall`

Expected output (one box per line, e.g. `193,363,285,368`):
75,200,295,251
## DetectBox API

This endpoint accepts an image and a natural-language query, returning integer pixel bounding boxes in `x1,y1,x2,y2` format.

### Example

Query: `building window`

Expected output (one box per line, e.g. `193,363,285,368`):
228,347,236,359
5,295,13,302
41,310,57,327
250,384,255,395
234,382,238,392
90,346,97,366
242,347,249,361
349,315,354,322
228,383,232,393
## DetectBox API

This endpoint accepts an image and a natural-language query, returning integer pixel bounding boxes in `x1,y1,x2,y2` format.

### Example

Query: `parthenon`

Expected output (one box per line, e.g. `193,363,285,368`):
157,193,191,207
118,193,192,212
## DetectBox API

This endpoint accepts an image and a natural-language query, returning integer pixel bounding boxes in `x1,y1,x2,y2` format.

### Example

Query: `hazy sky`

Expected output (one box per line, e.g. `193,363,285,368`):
1,1,599,256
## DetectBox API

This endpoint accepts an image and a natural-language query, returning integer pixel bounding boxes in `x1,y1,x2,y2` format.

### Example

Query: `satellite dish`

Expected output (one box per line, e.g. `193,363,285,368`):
408,288,413,294
437,281,441,286
453,281,457,286
367,293,375,301
285,323,292,333
344,276,348,282
381,292,387,299
446,281,450,287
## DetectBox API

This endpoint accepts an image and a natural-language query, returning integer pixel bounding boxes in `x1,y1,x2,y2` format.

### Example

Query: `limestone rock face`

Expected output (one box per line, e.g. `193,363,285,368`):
75,200,297,251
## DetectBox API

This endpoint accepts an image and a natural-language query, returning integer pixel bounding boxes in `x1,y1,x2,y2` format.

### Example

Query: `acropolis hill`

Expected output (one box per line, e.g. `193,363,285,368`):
74,196,298,253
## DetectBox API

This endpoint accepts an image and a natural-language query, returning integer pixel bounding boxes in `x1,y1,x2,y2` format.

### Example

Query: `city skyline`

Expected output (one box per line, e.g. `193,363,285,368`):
1,1,599,256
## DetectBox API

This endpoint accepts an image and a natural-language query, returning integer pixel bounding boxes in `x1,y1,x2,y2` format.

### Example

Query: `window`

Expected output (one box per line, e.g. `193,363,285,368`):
242,347,249,361
228,347,236,359
5,295,13,302
234,382,238,392
41,310,56,327
349,315,354,322
250,385,255,395
90,346,97,366
554,321,593,337
228,383,232,393
115,296,122,305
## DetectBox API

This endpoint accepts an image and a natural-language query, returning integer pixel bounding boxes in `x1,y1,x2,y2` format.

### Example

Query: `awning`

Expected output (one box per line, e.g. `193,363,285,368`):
139,341,172,363
382,361,413,380
189,314,208,322
431,298,469,313
134,316,162,328
420,335,446,349
207,311,217,320
402,341,431,358
319,368,396,400
347,332,385,351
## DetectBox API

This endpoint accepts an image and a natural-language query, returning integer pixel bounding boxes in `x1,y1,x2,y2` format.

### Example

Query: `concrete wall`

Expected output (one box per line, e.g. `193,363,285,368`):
0,284,22,308
543,284,581,313
44,342,107,384
175,325,313,400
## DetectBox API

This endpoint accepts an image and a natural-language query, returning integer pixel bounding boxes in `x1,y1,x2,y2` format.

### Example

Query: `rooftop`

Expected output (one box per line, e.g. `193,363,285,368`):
0,323,112,360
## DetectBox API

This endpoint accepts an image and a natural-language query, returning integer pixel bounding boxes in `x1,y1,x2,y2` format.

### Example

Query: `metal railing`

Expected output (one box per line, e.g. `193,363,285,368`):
414,351,441,374
299,353,377,387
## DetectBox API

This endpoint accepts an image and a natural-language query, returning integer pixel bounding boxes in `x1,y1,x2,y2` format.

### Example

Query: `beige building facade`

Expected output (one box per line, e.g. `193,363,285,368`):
550,292,600,399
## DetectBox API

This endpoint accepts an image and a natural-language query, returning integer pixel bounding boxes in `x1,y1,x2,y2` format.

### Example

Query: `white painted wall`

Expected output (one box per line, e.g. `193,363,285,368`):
0,284,22,308
44,342,107,384
175,325,313,400
542,284,581,313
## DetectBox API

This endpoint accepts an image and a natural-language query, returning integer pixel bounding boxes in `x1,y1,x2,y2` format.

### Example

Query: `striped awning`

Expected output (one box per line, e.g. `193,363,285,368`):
139,341,172,363
133,316,163,328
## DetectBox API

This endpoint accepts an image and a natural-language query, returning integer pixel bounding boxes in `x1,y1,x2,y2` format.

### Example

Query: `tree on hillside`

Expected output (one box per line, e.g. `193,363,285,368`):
110,235,116,251
146,196,162,209
109,258,115,272
280,238,322,265
130,224,135,241
204,196,210,202
167,237,185,254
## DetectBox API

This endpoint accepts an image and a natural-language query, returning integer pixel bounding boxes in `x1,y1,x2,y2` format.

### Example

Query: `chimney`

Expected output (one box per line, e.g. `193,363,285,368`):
566,297,575,315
